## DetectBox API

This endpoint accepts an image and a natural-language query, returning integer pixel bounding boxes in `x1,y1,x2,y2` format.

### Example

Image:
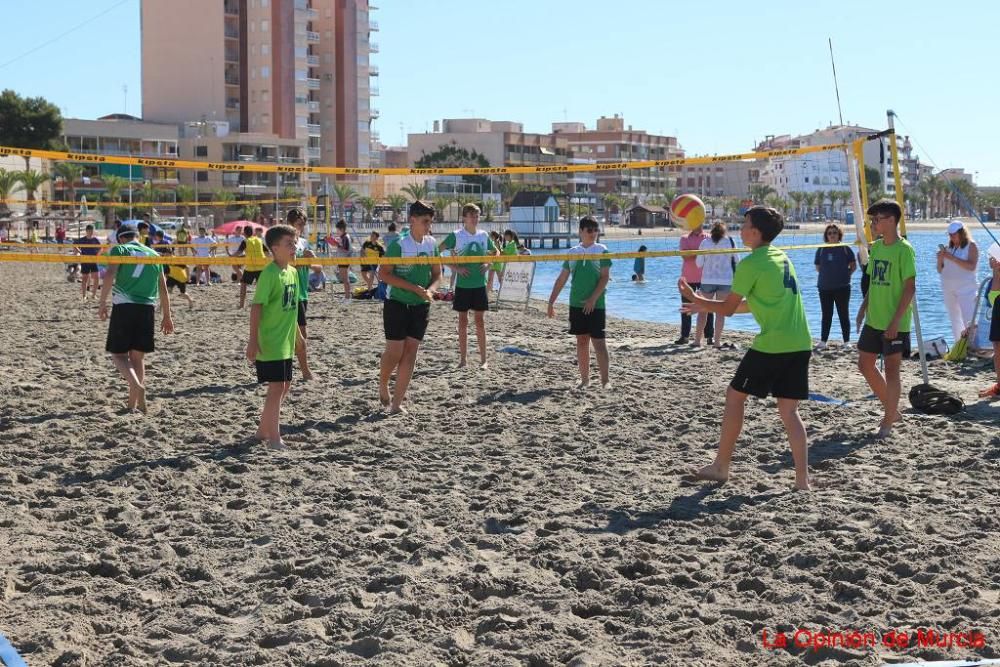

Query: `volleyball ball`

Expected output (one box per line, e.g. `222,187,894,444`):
670,193,706,230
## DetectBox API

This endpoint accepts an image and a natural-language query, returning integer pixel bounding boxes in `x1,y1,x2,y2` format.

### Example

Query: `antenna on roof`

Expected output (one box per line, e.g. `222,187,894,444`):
828,38,845,126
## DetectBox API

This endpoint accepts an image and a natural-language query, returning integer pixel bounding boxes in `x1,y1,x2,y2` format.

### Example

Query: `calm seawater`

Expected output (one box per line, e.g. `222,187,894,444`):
528,229,997,342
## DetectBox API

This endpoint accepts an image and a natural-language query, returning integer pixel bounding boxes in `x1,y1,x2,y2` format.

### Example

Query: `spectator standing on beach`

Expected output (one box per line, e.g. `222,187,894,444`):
487,230,504,291
814,224,856,348
547,216,612,389
383,222,399,250
378,200,441,413
238,225,269,309
855,199,917,439
226,225,245,282
97,222,174,413
679,206,813,491
331,220,353,302
695,222,736,348
192,227,216,285
75,224,102,300
361,232,385,291
678,224,714,345
937,220,979,343
175,223,190,256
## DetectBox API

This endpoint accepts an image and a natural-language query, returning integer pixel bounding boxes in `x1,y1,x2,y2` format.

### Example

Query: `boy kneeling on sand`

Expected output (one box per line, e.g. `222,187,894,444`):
679,206,813,490
247,225,303,449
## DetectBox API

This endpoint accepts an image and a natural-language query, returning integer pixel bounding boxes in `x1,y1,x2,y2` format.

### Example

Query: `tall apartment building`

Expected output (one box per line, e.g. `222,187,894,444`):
141,0,377,197
552,116,684,203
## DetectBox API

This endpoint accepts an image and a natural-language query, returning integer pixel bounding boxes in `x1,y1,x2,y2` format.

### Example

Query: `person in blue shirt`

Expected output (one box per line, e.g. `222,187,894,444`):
813,224,856,348
632,245,647,282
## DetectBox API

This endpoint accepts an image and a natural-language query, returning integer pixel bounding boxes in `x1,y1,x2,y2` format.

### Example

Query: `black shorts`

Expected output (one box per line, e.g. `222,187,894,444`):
81,263,99,274
242,271,261,285
297,300,308,327
857,324,911,356
383,299,430,341
256,359,293,384
166,277,187,294
731,349,811,400
106,303,155,354
569,306,606,339
991,297,1000,343
361,265,377,272
453,286,489,312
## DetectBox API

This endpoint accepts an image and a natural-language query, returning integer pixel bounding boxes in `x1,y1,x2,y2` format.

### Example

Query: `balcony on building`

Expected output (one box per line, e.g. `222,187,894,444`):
224,21,239,39
306,30,320,42
224,0,239,15
224,46,239,63
369,20,379,31
225,97,240,111
370,108,380,119
306,77,321,90
306,54,320,66
368,65,379,77
306,147,321,160
225,73,240,86
369,42,379,53
307,100,320,112
369,86,379,96
307,124,322,136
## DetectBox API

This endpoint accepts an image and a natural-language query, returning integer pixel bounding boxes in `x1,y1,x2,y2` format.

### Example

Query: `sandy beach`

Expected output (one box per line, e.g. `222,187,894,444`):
1,262,999,666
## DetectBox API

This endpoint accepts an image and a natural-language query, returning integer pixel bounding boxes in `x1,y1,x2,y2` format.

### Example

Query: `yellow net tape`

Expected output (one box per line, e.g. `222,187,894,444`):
0,243,851,267
0,197,310,208
0,142,852,176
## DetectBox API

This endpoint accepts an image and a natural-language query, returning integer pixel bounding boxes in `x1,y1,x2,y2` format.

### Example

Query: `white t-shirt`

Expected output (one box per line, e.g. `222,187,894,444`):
695,237,735,286
193,235,215,258
226,234,243,255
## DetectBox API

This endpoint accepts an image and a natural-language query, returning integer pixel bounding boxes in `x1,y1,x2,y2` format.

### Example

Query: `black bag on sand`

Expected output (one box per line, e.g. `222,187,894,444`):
908,383,964,415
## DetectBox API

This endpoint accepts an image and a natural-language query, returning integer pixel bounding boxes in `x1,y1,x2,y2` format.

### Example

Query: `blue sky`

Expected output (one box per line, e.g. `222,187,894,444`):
3,0,996,183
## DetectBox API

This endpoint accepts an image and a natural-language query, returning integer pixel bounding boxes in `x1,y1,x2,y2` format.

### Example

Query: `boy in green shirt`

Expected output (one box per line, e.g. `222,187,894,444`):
97,222,175,413
547,216,613,389
439,203,499,368
287,208,315,381
247,224,302,449
679,206,813,491
378,200,441,413
854,199,917,438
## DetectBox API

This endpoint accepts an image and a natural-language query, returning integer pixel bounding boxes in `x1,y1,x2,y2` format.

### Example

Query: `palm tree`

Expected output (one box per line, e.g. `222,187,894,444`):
386,194,408,223
357,196,377,224
813,190,827,219
749,183,776,204
401,183,427,202
16,170,50,214
52,163,84,212
723,197,742,219
241,203,261,221
481,198,497,222
213,188,236,226
175,184,194,220
0,168,23,218
332,183,358,221
498,177,523,212
432,195,453,223
786,191,803,221
764,194,785,215
101,175,128,227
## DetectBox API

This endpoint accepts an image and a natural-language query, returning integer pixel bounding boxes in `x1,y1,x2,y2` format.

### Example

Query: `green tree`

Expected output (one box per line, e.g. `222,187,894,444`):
432,195,453,223
357,196,377,224
332,183,358,221
863,166,882,204
0,168,23,218
481,198,497,222
413,144,491,190
723,196,742,218
52,162,84,209
241,203,261,221
813,190,827,218
213,188,236,226
16,170,50,213
749,183,776,203
386,193,408,222
497,176,524,211
0,89,64,170
787,191,804,221
401,183,428,202
175,184,195,220
101,175,128,226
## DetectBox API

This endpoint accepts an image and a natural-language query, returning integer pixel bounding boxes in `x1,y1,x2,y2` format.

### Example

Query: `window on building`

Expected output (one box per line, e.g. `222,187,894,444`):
262,91,270,102
262,44,269,56
251,45,257,56
261,0,268,6
197,171,208,182
261,20,269,32
261,66,270,78
195,146,208,157
597,145,605,153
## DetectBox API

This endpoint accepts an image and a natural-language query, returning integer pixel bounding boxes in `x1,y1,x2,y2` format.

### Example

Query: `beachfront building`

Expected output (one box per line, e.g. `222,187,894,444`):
141,0,377,196
551,116,684,203
59,116,180,207
408,119,574,197
509,191,560,232
673,162,755,198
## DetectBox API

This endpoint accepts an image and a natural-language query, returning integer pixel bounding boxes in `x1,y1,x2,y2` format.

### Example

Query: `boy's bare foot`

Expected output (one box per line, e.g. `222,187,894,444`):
575,381,590,390
378,386,391,406
302,371,314,382
266,439,289,450
876,411,903,438
692,463,729,483
480,360,489,370
601,380,613,390
136,387,148,414
387,403,408,415
458,359,467,368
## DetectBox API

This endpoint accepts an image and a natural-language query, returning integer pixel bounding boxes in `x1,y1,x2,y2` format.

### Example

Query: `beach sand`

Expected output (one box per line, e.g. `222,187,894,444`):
0,262,998,666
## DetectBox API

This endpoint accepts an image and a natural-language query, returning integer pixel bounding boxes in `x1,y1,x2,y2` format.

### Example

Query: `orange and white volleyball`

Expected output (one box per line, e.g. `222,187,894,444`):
670,194,706,230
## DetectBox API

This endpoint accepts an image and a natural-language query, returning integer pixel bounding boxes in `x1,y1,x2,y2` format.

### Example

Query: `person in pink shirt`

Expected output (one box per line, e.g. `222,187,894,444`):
678,226,714,344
